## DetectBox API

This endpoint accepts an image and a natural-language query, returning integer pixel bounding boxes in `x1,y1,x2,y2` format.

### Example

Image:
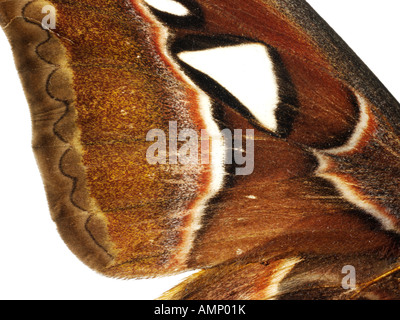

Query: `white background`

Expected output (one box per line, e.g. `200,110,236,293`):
0,0,399,300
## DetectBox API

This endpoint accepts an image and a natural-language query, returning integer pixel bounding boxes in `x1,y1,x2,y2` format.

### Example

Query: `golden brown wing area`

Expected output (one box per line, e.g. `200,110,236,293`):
0,0,219,278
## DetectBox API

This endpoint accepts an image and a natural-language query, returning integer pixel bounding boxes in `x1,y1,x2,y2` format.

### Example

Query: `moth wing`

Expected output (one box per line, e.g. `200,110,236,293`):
1,0,400,299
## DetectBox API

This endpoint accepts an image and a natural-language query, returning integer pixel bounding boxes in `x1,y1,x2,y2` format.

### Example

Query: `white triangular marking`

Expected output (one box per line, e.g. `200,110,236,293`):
143,0,190,16
178,43,280,132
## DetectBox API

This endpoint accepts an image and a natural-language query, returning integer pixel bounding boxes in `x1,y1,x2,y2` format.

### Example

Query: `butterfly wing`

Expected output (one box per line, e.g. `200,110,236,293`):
1,0,399,299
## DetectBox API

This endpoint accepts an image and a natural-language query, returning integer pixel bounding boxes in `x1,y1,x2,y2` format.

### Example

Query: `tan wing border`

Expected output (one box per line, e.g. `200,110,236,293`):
0,0,114,273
